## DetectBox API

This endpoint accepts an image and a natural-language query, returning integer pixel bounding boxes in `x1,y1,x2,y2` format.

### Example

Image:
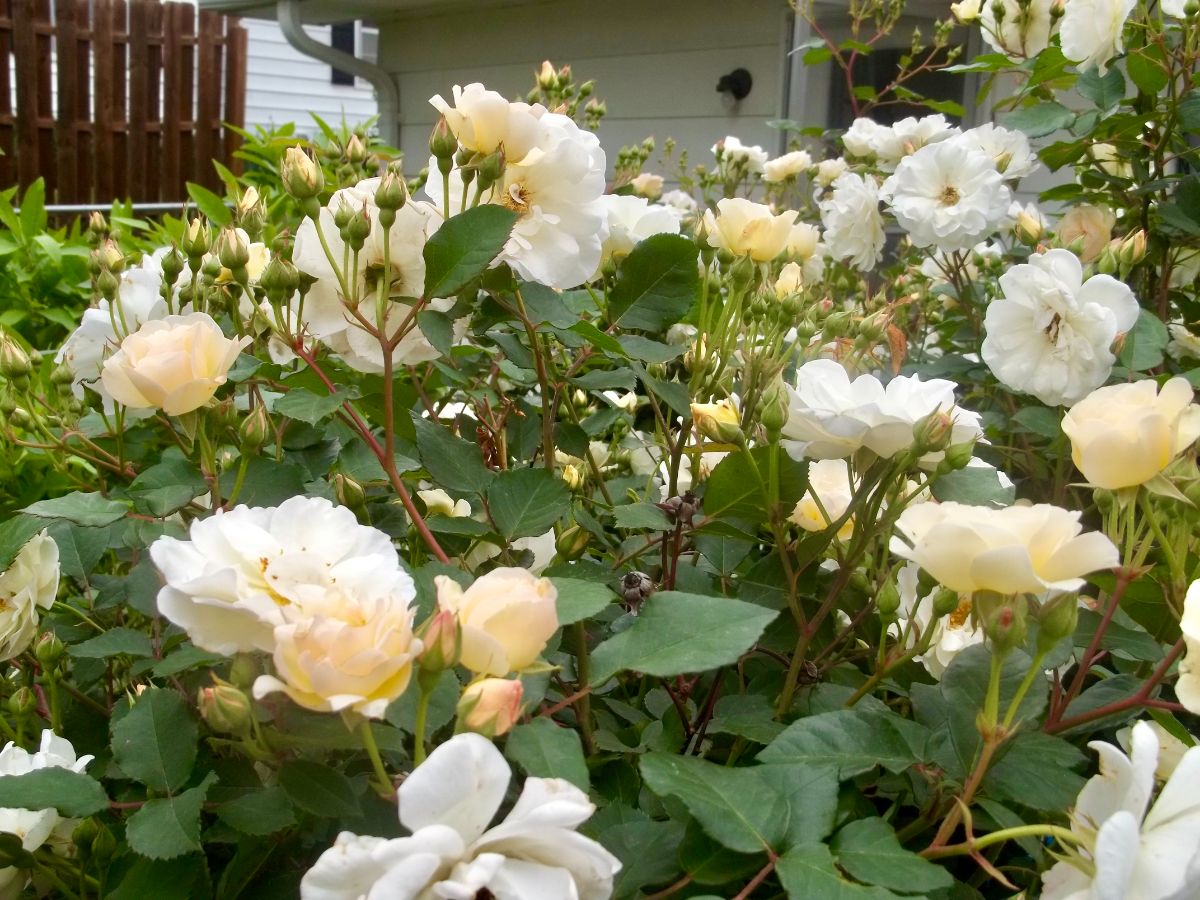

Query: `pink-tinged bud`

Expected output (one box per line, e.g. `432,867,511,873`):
457,678,523,737
419,610,461,673
198,678,253,736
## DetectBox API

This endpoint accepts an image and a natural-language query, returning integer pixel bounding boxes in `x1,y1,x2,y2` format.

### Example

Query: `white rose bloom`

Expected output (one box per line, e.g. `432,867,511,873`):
427,107,608,289
842,117,892,159
763,149,814,182
819,172,886,271
981,249,1140,406
881,138,1012,252
1176,579,1200,716
292,179,455,371
596,194,680,270
149,496,412,656
713,135,768,173
1060,0,1137,74
981,0,1057,60
0,729,93,898
660,189,698,216
782,358,983,462
1168,323,1200,361
879,115,961,171
301,733,622,900
961,123,1040,180
629,172,664,199
55,268,169,412
1041,722,1200,900
893,561,984,679
789,459,856,539
0,532,58,662
813,158,848,187
919,241,1002,287
429,82,543,161
1116,722,1194,782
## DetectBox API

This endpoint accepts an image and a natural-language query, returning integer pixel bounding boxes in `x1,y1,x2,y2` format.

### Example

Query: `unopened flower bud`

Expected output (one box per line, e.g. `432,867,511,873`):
418,610,461,673
344,134,367,165
96,239,126,273
690,399,742,444
932,587,962,618
344,205,373,251
0,334,33,379
760,378,790,436
1014,209,1043,245
239,404,271,452
7,687,35,719
555,524,591,561
457,678,523,737
182,218,210,260
282,146,325,201
877,580,902,619
95,269,121,300
430,118,458,162
86,211,108,238
976,591,1027,654
940,440,976,472
216,227,251,272
34,631,66,671
476,147,506,193
1119,230,1147,268
334,473,367,510
912,409,955,455
537,60,557,90
1037,593,1079,652
561,464,585,491
198,679,253,736
159,246,185,288
259,255,300,300
375,170,408,211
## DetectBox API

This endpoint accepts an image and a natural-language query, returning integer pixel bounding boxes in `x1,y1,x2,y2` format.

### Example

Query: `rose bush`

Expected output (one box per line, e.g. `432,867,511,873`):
0,12,1199,898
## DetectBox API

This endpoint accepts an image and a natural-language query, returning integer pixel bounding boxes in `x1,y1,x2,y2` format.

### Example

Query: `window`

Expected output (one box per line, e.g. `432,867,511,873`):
329,21,379,87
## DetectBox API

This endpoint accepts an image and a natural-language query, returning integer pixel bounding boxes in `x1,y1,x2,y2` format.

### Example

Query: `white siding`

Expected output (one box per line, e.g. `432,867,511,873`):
242,17,378,135
376,0,791,176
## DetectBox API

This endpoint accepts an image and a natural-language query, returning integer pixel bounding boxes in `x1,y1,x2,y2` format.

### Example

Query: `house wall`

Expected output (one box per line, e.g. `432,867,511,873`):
241,17,378,135
374,0,792,177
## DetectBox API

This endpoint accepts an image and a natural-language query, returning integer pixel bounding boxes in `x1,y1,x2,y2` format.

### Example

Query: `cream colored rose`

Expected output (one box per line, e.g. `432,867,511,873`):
0,532,59,661
891,501,1118,595
702,198,797,262
763,150,813,182
252,595,421,719
100,313,249,416
789,459,855,540
775,262,804,297
418,488,472,518
690,398,741,443
1178,579,1200,717
1057,204,1116,263
457,677,523,737
1061,378,1200,489
786,223,821,261
630,172,664,200
435,568,558,676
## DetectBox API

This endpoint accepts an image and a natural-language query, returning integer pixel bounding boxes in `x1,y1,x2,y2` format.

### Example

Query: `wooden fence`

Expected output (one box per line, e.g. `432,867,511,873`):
0,0,247,205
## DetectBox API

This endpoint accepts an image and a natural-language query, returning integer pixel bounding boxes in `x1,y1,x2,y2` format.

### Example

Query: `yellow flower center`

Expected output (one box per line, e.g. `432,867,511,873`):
938,185,961,207
948,598,973,630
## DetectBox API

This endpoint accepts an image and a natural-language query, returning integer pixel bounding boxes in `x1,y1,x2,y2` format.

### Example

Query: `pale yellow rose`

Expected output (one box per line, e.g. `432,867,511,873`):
789,459,855,540
891,501,1118,595
763,150,813,183
1178,580,1200,717
702,198,797,262
630,172,664,200
775,261,804,297
418,488,472,518
457,677,523,737
951,0,982,21
1061,378,1200,489
0,532,59,661
100,312,249,415
435,568,558,676
1057,204,1116,263
252,595,421,719
786,223,821,261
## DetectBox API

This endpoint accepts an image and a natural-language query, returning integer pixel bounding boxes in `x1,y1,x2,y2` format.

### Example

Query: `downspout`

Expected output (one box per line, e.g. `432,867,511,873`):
276,0,400,147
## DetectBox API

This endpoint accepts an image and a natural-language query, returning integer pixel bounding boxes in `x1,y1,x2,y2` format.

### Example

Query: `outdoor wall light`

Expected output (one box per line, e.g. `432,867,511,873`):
716,67,753,109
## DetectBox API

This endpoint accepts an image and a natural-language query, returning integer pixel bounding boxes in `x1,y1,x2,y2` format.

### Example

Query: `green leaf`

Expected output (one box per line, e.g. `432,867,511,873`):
830,818,953,893
639,754,788,853
703,448,808,521
610,502,673,531
931,464,1014,508
45,520,111,580
273,386,359,425
278,759,361,818
416,309,456,356
129,458,208,517
1127,48,1169,95
1118,310,1169,372
776,843,903,900
216,787,297,836
487,467,570,539
600,818,685,899
553,577,616,625
506,718,589,789
186,182,232,226
108,856,211,900
679,825,764,885
1001,101,1074,138
1076,67,1125,110
1180,90,1200,131
111,688,198,793
217,457,307,507
607,234,699,331
423,205,518,298
589,592,778,684
126,773,217,860
759,709,927,778
24,492,129,527
412,413,494,494
152,645,224,678
0,515,46,572
1011,406,1062,440
69,627,155,659
617,334,683,363
758,763,840,845
519,282,580,328
0,768,109,817
982,731,1086,812
708,693,785,744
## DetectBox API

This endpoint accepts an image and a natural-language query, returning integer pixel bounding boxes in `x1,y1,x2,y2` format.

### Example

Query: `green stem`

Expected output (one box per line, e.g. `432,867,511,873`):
921,824,1081,860
1001,649,1046,731
413,685,433,766
359,719,393,796
573,621,595,755
225,455,251,508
